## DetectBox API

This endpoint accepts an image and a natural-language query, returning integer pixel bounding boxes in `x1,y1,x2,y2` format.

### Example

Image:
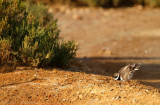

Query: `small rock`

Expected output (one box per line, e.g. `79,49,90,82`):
48,7,53,13
100,49,112,55
44,99,49,101
79,80,83,82
34,74,37,77
65,9,72,14
72,8,78,13
104,11,111,16
76,92,80,94
53,8,60,12
112,97,116,100
60,6,66,12
53,69,58,73
63,99,67,101
136,5,143,11
132,99,137,103
73,14,83,20
144,50,148,53
134,48,138,52
100,90,105,94
90,91,94,94
110,89,114,91
79,8,87,13
78,94,83,99
112,96,121,100
53,83,58,85
28,96,32,99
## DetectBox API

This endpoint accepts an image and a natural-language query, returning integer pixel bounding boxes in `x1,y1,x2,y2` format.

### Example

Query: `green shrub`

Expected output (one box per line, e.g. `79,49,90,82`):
132,0,144,5
52,0,76,6
51,41,78,68
78,0,111,7
0,39,11,66
0,39,16,72
0,0,27,52
0,0,78,68
112,0,121,7
25,1,54,25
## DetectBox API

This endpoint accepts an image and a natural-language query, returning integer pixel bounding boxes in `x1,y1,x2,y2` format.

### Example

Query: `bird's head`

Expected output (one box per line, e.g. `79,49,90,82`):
130,63,141,70
113,73,120,80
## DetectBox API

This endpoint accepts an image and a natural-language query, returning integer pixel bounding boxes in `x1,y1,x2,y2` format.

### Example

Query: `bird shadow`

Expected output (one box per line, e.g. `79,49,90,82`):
0,78,45,88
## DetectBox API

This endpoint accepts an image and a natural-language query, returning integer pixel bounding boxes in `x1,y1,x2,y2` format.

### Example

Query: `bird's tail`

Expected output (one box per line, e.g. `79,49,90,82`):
131,63,141,71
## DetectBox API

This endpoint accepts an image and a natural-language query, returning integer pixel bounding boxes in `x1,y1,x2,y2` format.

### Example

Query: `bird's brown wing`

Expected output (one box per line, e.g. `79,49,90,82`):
119,65,129,73
119,66,132,81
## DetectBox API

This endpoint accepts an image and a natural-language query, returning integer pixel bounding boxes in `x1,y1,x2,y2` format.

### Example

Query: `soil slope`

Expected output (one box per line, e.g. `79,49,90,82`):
0,66,160,105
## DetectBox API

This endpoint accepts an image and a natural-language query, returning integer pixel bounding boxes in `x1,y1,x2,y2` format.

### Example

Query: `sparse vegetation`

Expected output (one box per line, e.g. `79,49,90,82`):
0,39,16,72
0,0,78,71
25,1,54,25
144,0,160,7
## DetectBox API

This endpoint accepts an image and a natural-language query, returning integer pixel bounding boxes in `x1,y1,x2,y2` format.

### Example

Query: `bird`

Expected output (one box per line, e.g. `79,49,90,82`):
113,63,141,81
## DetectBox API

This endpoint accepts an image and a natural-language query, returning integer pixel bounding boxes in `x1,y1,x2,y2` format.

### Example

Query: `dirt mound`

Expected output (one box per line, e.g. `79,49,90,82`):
0,66,160,105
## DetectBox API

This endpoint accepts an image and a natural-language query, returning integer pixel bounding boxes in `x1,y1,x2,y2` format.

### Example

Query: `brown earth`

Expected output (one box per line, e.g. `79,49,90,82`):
1,6,160,105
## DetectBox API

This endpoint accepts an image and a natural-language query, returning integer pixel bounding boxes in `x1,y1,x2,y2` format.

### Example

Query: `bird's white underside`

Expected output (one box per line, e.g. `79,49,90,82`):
115,74,119,80
120,76,123,81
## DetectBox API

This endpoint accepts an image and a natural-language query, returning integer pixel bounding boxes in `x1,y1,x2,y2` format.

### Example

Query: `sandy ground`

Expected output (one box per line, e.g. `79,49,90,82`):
1,6,160,105
0,67,160,105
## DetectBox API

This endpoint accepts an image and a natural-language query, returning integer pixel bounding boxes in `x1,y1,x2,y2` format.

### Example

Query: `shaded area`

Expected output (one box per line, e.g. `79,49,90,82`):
0,78,45,88
140,81,160,89
78,57,160,60
74,57,160,89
